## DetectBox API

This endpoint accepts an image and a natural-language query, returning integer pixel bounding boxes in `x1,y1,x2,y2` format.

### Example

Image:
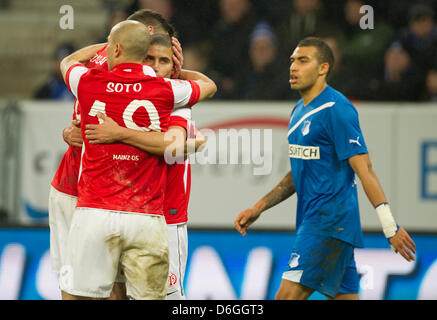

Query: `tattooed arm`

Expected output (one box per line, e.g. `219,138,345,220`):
234,171,295,236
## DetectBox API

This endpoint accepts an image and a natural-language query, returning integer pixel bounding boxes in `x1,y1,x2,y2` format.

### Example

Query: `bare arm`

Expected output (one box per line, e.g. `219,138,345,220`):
121,125,187,158
85,113,205,157
254,171,295,213
179,69,217,101
85,113,182,156
348,153,387,207
235,171,295,236
60,43,106,82
349,153,416,261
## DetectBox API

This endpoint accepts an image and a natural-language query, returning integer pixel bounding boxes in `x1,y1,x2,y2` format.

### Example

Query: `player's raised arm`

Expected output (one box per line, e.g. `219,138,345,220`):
60,43,107,82
235,171,295,236
179,69,217,101
348,153,416,261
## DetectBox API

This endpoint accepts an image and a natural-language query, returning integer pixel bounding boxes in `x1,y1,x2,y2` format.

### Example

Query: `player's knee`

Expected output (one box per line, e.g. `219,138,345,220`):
275,288,290,300
275,290,305,300
61,291,94,300
275,280,313,300
108,282,128,300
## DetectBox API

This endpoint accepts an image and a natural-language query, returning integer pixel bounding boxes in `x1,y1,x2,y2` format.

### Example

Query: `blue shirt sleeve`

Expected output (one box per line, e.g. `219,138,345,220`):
325,101,368,161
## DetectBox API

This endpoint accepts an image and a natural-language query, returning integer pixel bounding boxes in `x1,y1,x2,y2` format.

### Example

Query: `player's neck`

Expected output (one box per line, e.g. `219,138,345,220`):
113,57,143,68
300,80,327,107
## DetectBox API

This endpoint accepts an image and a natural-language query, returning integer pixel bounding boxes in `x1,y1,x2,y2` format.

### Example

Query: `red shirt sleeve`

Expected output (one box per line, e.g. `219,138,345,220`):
65,64,88,97
169,115,188,130
185,80,200,107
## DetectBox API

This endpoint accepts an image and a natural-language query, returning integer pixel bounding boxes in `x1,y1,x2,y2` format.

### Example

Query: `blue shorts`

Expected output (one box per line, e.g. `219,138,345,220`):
282,233,359,298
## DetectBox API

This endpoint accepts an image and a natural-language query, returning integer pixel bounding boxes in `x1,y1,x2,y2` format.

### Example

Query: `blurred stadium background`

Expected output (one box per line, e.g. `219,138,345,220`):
0,0,436,300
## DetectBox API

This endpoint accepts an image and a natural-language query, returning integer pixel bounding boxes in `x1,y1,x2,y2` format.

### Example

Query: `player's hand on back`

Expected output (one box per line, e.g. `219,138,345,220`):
389,226,416,262
63,120,83,147
235,207,262,236
171,37,183,79
85,112,122,144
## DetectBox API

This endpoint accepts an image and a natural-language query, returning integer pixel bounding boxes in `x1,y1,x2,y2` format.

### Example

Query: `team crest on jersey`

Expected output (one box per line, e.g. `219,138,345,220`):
301,120,311,136
288,253,300,269
168,273,178,287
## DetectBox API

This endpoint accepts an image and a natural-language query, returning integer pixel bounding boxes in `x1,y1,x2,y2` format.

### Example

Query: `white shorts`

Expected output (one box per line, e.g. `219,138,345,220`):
48,186,77,274
166,223,188,300
59,208,169,300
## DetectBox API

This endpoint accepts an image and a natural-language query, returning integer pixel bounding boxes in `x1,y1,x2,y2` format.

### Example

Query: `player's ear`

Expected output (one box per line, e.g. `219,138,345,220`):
115,43,122,58
147,25,154,34
319,62,329,77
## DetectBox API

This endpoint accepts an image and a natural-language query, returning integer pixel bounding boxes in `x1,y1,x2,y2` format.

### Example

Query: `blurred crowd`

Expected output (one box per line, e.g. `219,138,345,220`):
35,0,437,102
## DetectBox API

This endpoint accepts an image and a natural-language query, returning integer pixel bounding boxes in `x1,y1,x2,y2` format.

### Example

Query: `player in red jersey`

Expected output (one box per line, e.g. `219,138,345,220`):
58,21,216,300
146,35,194,300
85,34,203,299
49,9,184,300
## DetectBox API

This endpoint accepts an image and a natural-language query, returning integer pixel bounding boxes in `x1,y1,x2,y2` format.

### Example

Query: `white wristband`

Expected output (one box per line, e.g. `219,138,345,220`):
375,203,398,238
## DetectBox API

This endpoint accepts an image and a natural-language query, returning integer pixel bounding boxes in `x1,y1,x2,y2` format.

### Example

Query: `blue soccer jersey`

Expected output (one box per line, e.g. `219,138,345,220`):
287,85,368,248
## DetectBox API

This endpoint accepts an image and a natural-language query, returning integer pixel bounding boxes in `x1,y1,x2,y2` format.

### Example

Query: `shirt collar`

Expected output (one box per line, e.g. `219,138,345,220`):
112,63,144,73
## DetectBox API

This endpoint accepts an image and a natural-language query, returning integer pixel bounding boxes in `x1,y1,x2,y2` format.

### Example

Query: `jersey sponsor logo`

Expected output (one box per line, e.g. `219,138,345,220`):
301,120,311,136
349,136,362,146
289,144,320,160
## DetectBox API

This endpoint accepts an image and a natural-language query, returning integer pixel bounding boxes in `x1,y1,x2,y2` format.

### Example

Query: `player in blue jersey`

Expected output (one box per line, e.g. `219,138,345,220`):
234,37,416,300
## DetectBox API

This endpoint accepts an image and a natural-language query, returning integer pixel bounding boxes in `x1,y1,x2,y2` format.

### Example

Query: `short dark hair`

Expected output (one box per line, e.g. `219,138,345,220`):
127,9,177,38
297,37,335,77
409,4,434,22
150,33,172,48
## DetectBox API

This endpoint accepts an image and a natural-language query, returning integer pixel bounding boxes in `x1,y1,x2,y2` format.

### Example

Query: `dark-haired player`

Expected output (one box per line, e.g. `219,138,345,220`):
235,37,416,300
127,9,183,78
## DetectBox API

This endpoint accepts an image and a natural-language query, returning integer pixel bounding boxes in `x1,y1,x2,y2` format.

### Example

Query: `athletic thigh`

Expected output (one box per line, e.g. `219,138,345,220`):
275,278,315,300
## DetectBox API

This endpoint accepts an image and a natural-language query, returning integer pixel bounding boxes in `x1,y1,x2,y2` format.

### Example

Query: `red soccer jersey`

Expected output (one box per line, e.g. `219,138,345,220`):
50,97,82,195
51,46,155,196
66,62,200,214
163,109,195,224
